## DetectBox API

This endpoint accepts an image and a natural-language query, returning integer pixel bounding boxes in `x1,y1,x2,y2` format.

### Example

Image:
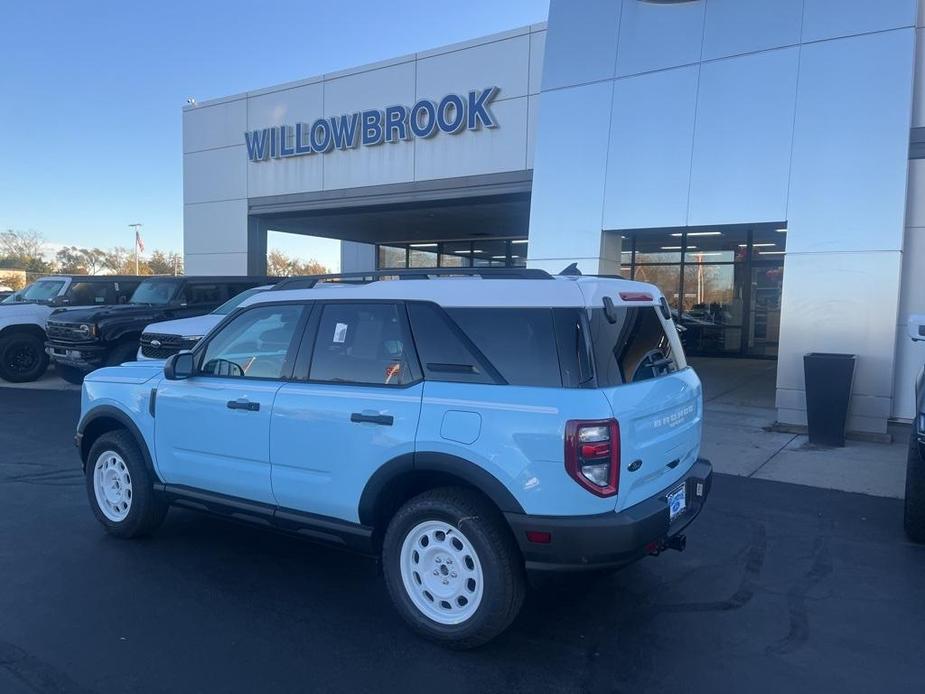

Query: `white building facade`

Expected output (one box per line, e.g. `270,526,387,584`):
183,0,925,434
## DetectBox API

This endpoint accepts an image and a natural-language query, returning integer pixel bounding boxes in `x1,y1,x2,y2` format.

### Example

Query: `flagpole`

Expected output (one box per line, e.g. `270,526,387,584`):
129,223,142,274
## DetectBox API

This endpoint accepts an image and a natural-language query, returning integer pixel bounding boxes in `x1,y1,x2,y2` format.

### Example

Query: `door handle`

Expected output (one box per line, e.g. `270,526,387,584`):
227,399,260,412
350,412,393,426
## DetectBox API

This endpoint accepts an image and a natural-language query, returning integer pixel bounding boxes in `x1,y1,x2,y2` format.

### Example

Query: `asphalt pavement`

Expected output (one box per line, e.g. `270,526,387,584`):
1,387,923,694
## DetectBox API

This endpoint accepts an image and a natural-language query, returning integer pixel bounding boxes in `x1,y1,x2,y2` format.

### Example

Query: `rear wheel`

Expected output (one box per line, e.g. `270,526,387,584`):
382,488,525,649
86,430,167,538
0,332,48,383
904,432,925,543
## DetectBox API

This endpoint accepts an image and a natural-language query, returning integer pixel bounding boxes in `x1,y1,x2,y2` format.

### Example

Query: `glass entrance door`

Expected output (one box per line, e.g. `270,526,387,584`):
746,263,784,357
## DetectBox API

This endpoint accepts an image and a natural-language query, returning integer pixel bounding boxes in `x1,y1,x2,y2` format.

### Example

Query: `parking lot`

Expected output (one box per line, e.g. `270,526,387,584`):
1,386,923,694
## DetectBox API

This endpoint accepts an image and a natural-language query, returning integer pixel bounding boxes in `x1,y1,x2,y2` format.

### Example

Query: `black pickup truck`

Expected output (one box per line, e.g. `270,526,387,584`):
45,276,275,383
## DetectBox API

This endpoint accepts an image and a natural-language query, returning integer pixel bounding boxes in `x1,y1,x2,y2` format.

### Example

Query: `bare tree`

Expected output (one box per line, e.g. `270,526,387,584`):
55,246,107,275
102,247,151,275
0,229,52,273
147,250,184,275
267,249,330,277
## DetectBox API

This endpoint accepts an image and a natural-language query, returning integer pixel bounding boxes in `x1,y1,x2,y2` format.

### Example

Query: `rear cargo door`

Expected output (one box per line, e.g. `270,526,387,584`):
586,304,702,513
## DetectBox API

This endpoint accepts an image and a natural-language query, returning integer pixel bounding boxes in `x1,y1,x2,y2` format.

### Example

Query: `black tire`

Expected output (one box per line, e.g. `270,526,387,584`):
382,487,525,649
107,340,138,367
85,429,167,539
0,332,48,383
56,365,86,385
904,432,925,543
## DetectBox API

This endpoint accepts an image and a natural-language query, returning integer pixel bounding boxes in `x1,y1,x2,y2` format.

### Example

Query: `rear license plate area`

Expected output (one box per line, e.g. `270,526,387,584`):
667,483,687,521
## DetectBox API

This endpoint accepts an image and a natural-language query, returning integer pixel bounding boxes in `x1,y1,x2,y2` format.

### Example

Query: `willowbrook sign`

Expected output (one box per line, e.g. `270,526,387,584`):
245,86,499,162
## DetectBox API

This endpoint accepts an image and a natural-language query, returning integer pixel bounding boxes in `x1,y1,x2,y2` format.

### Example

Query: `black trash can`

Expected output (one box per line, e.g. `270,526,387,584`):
803,353,856,447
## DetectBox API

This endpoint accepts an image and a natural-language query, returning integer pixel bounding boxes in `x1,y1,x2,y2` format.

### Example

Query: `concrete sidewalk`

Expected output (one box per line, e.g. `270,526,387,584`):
692,357,908,499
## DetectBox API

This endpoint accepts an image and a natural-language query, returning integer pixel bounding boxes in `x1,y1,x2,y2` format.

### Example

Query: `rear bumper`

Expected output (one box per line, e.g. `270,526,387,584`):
505,459,712,571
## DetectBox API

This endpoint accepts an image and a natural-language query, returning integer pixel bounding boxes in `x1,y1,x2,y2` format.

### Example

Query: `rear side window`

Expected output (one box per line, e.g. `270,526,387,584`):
589,307,678,386
406,303,494,384
446,308,562,388
309,303,415,386
184,283,224,306
67,282,111,305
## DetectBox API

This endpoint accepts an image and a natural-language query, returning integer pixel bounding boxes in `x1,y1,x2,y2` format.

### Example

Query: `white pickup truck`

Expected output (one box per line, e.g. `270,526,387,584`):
0,276,139,382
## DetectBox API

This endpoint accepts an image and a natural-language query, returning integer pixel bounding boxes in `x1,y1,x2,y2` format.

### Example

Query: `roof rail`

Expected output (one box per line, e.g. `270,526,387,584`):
271,267,553,290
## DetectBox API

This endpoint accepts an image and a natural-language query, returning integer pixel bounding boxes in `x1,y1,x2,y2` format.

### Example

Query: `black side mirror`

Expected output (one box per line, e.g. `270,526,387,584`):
164,351,195,380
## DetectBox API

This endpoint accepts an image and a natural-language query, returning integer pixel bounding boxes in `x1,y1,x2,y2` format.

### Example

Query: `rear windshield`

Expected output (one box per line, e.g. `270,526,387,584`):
588,307,679,386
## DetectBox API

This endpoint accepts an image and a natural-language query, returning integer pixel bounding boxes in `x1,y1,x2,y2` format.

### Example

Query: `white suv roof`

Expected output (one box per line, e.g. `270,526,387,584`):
242,275,662,310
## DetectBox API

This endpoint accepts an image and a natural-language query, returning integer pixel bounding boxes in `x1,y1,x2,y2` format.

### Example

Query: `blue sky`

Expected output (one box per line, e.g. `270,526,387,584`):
0,0,548,269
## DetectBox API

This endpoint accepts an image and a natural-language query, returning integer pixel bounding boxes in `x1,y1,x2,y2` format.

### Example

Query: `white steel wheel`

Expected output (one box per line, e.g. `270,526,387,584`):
399,520,484,625
93,450,133,522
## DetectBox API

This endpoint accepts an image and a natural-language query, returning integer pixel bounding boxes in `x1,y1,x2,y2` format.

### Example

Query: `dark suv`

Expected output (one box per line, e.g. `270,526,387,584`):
0,275,141,383
45,276,274,383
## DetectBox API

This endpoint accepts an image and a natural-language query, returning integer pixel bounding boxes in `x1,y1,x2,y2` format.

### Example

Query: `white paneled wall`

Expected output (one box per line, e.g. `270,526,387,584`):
183,24,545,275
532,0,919,432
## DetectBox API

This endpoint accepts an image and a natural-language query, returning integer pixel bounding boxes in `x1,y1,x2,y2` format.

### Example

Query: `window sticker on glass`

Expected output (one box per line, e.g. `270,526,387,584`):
333,322,348,343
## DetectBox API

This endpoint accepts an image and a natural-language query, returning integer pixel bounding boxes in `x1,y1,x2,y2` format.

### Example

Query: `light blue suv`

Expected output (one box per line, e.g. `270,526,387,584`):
75,268,712,648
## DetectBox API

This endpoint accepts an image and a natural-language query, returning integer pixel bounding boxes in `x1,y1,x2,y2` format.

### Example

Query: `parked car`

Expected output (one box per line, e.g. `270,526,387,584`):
0,276,140,383
74,268,712,648
905,315,925,543
46,276,275,384
138,285,275,361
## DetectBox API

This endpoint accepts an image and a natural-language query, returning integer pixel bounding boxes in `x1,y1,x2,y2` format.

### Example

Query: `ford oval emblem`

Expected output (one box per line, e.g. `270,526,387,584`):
628,459,643,472
150,339,162,348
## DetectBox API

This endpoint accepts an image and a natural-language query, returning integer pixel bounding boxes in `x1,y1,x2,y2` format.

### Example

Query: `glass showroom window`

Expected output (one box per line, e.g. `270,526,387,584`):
378,245,407,269
625,227,785,358
376,240,528,270
409,243,439,268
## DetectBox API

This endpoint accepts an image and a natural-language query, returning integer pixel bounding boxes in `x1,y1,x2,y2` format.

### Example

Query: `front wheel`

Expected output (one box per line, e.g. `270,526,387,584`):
86,430,167,538
0,332,48,383
56,365,86,385
904,432,925,543
382,488,525,649
107,340,138,367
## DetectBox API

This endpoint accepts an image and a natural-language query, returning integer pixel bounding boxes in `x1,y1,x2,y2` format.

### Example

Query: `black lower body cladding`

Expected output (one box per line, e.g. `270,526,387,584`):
504,459,712,571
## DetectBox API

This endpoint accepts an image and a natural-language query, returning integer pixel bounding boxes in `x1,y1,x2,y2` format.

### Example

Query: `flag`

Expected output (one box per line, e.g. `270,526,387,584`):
135,229,145,254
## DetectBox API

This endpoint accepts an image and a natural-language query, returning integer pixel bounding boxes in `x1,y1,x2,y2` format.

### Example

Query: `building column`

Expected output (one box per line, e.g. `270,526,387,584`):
527,80,620,276
774,29,916,434
247,216,268,276
340,241,376,273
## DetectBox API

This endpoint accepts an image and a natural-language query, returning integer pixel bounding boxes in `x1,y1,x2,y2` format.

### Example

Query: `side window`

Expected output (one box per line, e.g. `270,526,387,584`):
446,308,563,387
309,303,416,386
200,304,304,380
184,283,224,306
406,302,494,384
66,282,112,305
113,281,139,304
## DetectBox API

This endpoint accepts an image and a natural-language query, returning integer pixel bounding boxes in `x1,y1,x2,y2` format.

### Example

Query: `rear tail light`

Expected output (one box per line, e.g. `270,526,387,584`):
565,419,620,497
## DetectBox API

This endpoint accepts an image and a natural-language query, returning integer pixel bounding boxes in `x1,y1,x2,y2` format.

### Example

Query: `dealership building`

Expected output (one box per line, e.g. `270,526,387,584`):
182,0,925,434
